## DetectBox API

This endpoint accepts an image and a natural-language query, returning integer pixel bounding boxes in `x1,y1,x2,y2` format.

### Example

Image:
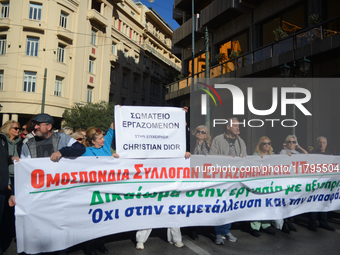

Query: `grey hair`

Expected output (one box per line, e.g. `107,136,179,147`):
317,136,327,143
285,135,298,144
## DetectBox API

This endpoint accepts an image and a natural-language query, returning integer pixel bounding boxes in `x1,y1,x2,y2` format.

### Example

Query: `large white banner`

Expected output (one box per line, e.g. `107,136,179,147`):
15,154,340,254
114,105,186,158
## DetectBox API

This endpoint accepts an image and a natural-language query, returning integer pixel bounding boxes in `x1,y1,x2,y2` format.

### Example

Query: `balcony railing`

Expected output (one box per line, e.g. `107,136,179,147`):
145,44,181,72
165,15,340,95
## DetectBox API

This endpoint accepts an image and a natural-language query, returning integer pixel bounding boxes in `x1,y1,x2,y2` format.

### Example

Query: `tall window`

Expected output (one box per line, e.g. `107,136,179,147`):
124,49,129,59
57,44,65,63
1,2,9,18
0,36,6,55
0,70,3,91
122,73,127,87
59,12,67,28
26,37,39,57
87,86,93,103
29,3,42,20
134,55,139,64
54,76,63,97
23,71,36,92
129,28,132,39
111,42,116,55
133,77,138,92
91,28,97,45
89,57,95,73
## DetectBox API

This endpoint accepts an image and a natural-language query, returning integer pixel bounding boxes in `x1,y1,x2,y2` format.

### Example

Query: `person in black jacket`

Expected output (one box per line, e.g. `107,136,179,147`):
0,120,23,187
0,137,16,255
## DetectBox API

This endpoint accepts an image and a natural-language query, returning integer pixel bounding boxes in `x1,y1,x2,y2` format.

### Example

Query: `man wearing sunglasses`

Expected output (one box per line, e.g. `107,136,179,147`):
209,117,247,245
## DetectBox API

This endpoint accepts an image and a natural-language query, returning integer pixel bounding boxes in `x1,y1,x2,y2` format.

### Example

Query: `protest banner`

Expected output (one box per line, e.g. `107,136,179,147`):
114,105,186,158
15,154,340,253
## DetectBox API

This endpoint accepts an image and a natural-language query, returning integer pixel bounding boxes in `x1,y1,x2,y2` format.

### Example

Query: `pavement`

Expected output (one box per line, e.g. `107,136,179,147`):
3,212,340,255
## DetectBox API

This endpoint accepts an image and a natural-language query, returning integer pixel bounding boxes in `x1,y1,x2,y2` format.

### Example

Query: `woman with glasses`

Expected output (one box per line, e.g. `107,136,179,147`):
280,135,308,155
250,136,277,237
81,122,117,255
71,132,85,146
279,135,307,233
0,120,22,251
0,120,23,190
192,125,211,155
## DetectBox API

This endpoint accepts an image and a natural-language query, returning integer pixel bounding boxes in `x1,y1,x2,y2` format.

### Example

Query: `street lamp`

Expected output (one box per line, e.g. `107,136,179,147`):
280,56,311,78
298,56,312,76
280,56,312,135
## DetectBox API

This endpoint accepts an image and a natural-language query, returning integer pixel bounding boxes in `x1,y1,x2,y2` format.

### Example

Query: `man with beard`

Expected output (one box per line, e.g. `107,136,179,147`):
11,113,85,255
20,113,85,160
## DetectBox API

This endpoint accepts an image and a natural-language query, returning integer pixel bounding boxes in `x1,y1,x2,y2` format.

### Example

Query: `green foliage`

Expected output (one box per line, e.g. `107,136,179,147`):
62,101,115,132
308,14,322,26
273,26,288,42
215,53,227,62
229,50,242,59
175,73,184,81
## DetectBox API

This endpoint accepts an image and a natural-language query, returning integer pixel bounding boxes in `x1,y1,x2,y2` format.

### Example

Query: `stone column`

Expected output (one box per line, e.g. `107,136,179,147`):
2,113,9,125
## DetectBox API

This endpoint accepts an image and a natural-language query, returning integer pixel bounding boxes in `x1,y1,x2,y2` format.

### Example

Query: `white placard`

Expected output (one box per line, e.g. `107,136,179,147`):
114,106,186,158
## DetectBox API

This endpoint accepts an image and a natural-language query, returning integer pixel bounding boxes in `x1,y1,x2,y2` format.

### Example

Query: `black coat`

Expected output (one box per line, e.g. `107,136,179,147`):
0,142,11,191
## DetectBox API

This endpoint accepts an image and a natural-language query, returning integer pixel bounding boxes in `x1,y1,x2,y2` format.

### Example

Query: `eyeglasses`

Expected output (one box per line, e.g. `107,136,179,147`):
262,142,271,146
196,130,207,135
36,123,49,127
11,127,20,131
77,138,84,142
287,141,296,144
21,128,26,131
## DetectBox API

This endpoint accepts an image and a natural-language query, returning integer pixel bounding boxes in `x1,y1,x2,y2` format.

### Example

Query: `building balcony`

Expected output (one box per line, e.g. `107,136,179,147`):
145,44,181,72
56,27,74,42
110,54,118,62
200,0,245,29
174,0,209,12
87,9,108,27
239,0,266,7
173,16,202,48
22,19,46,32
173,5,183,26
166,15,340,98
0,18,11,28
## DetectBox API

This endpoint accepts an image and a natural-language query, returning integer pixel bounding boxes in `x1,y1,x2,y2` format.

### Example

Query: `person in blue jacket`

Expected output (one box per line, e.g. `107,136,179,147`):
83,122,118,157
82,121,118,255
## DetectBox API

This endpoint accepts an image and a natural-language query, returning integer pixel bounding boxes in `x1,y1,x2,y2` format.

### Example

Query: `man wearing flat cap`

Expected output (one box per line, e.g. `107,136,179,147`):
11,113,85,255
21,113,85,161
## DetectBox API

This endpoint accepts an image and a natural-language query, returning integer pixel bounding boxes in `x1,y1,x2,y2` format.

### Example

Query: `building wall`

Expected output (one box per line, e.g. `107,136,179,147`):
109,0,181,107
0,0,181,126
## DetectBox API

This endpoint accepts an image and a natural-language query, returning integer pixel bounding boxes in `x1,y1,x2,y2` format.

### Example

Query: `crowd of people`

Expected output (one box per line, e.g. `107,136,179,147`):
191,117,336,244
0,113,337,255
